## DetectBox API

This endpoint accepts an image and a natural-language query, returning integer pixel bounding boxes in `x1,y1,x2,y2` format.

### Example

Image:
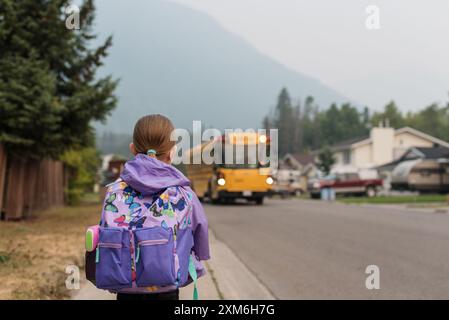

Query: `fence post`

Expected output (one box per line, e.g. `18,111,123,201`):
41,159,50,210
0,144,7,216
4,156,27,220
56,161,65,206
34,160,46,211
23,160,38,218
49,160,55,207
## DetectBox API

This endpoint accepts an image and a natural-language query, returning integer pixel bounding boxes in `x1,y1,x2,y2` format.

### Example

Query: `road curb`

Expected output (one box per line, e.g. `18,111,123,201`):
206,229,275,300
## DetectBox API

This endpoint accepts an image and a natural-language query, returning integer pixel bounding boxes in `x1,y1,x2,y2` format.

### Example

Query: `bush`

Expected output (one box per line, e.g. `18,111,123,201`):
61,147,100,205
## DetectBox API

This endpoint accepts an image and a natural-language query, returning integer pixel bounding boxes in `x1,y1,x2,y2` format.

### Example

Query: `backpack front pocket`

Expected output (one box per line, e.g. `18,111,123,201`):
95,227,132,289
134,227,176,287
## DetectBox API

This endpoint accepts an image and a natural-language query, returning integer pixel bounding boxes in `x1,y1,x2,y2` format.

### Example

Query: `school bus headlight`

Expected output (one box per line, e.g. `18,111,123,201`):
217,178,226,186
266,177,274,185
259,135,267,144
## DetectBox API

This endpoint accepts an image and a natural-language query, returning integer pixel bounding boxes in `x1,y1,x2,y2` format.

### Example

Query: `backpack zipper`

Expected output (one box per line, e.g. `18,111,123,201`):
98,242,123,249
95,242,123,263
138,239,169,246
135,239,169,263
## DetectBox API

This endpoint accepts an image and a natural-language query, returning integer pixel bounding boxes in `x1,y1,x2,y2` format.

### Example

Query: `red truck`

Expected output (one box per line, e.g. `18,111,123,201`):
308,172,383,199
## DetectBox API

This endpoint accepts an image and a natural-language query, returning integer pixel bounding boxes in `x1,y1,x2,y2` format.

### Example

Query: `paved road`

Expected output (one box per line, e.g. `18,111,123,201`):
204,198,449,299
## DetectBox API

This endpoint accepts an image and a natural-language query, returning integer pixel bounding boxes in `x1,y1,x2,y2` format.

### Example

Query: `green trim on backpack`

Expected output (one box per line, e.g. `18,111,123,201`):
188,256,198,300
95,247,100,263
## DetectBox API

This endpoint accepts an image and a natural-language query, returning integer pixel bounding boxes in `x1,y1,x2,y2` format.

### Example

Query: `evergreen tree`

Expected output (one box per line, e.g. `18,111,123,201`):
320,103,342,145
302,96,318,151
262,88,449,157
291,102,302,153
0,0,118,158
273,88,294,156
362,106,371,128
370,101,405,128
0,57,62,156
405,104,449,142
262,115,273,130
317,147,335,175
319,103,369,146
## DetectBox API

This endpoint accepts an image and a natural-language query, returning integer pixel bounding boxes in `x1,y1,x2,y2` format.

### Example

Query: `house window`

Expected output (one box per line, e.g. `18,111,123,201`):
343,150,351,165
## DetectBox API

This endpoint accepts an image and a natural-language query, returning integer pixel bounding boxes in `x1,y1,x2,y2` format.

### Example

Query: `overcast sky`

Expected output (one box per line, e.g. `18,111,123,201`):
174,0,449,112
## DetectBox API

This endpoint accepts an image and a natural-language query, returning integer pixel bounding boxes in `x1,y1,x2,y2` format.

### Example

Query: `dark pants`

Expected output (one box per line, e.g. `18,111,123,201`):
116,289,179,300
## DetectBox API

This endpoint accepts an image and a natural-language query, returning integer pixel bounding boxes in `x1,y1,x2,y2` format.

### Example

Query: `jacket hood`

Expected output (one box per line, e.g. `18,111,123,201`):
120,154,190,196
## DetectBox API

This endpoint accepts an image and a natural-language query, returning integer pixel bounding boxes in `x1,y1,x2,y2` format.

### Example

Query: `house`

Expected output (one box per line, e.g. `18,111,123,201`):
97,154,127,200
274,154,317,194
329,126,449,172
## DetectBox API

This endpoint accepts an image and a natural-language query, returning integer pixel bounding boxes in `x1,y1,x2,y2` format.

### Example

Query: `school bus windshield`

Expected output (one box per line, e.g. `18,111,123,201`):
216,143,270,169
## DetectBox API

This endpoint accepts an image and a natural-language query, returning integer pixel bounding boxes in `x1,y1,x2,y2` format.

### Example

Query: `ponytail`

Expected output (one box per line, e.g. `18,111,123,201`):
133,114,176,162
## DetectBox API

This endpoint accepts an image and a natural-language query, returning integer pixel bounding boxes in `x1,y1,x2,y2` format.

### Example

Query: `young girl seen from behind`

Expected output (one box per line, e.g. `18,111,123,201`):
90,114,210,300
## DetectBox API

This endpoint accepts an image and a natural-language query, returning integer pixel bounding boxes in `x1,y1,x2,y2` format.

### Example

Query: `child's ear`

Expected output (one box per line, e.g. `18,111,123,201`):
129,143,137,156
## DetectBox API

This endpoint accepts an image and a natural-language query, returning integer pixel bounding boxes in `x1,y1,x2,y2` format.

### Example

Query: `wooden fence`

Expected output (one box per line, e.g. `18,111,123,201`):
0,144,6,218
0,144,66,220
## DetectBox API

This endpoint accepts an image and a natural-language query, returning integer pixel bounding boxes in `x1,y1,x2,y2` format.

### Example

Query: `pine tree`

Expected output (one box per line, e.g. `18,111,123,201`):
0,0,118,158
292,102,302,153
406,103,449,142
370,101,404,128
0,56,62,157
273,88,294,156
317,147,336,175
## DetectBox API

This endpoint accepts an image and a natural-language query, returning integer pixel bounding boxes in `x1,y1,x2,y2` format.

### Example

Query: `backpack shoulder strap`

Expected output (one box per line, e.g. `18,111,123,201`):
188,255,199,300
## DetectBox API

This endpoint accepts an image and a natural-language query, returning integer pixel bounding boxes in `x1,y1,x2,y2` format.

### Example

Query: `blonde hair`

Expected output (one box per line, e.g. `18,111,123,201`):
132,114,176,161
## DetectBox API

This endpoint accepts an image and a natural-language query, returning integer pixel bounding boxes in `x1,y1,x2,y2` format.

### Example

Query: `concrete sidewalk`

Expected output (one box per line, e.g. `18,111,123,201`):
72,229,274,300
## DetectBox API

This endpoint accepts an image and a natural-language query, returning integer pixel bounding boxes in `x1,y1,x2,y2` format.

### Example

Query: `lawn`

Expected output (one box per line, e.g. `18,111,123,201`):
339,194,448,205
0,197,101,299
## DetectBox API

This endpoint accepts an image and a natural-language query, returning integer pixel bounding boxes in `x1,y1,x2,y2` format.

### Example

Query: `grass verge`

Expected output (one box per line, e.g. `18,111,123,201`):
0,198,101,299
339,194,448,205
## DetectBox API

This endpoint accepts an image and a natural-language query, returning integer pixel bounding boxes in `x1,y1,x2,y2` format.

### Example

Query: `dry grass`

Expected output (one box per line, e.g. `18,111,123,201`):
0,197,101,300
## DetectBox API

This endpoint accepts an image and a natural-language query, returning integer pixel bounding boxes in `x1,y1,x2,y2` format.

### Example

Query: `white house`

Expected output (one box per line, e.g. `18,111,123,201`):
329,126,449,172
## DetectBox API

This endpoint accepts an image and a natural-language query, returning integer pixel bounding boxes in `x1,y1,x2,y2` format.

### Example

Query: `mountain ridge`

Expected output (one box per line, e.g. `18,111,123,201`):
94,0,352,133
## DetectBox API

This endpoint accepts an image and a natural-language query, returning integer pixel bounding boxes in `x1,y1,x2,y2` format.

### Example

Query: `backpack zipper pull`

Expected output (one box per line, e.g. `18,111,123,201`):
95,247,100,263
135,247,140,264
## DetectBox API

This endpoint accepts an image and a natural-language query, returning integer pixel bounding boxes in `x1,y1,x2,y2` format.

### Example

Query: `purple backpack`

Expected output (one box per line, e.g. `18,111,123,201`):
86,179,199,296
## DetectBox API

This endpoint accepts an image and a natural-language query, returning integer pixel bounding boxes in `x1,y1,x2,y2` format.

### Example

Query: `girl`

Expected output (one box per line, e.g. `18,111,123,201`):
98,114,210,300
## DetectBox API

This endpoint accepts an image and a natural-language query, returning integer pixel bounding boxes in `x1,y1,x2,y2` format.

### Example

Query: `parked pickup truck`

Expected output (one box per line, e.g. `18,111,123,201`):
308,172,383,199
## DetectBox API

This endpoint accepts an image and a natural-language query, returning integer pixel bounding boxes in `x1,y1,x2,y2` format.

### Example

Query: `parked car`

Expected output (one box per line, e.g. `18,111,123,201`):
308,172,383,198
271,168,304,198
391,159,449,193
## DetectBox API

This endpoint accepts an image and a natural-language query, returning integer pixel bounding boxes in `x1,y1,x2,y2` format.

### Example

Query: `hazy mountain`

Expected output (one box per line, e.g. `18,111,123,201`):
94,0,351,134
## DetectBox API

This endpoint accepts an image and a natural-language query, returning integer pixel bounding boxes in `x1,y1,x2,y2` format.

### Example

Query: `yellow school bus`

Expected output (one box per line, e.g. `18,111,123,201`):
185,132,273,204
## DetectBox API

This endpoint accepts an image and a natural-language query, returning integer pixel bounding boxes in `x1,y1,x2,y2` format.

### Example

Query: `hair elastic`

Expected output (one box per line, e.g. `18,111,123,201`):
147,149,157,156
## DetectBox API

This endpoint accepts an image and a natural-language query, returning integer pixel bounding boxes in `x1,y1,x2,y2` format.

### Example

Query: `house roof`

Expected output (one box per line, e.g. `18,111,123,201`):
282,153,315,169
411,147,449,159
395,127,449,148
289,153,315,166
329,127,449,151
330,135,369,151
377,146,449,170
